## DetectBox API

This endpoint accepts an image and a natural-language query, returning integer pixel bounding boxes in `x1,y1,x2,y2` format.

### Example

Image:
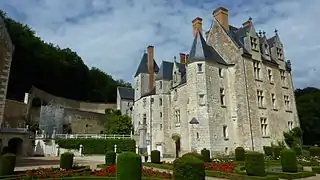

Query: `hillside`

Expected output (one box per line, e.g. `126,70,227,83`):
0,10,130,103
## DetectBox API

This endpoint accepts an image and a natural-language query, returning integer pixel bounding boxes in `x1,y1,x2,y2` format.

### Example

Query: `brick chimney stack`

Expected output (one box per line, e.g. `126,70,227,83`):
242,17,252,27
213,7,229,31
147,45,154,91
179,53,186,64
192,17,203,37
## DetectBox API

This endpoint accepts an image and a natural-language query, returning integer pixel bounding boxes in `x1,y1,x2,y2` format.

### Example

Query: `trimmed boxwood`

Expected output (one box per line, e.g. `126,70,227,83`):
312,166,320,174
105,151,116,165
280,149,297,173
245,151,266,176
173,156,205,180
151,150,160,164
60,152,74,170
0,153,16,176
272,146,282,159
263,146,273,156
181,152,204,161
292,146,302,156
309,147,320,157
235,147,245,161
55,138,135,154
116,152,141,180
200,148,211,162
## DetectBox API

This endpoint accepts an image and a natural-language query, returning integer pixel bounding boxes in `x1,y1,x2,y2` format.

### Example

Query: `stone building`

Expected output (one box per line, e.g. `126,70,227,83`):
116,87,134,117
121,7,299,158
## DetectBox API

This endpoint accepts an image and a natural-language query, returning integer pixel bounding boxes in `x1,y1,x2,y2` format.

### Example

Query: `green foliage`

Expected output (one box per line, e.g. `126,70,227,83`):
150,150,160,164
55,138,135,154
293,146,302,156
272,146,282,159
0,153,16,176
104,111,133,135
173,156,205,180
267,171,315,179
116,152,141,180
312,166,320,174
181,152,204,161
280,149,297,173
200,148,211,162
309,147,320,157
245,151,266,177
105,151,116,165
295,87,320,146
235,147,245,161
283,127,302,148
60,152,74,170
263,146,273,156
0,10,131,103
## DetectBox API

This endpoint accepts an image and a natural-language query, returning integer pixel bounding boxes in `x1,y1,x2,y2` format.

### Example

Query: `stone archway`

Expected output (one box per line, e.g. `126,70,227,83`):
8,137,23,155
172,134,181,158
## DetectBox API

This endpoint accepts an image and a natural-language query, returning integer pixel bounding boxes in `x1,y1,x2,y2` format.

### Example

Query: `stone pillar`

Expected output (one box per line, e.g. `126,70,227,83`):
114,144,117,153
79,144,83,156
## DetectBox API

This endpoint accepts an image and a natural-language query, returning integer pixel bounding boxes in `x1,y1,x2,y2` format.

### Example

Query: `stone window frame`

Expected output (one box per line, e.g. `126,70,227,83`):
197,63,203,73
288,121,293,130
198,94,206,106
173,89,178,101
159,97,162,106
271,93,277,110
250,37,258,51
284,95,290,110
280,69,286,87
260,117,269,137
253,61,261,80
159,81,163,89
276,47,283,60
222,125,229,140
257,90,264,108
143,98,146,107
160,112,162,118
267,68,273,83
219,68,223,78
220,88,226,107
174,109,181,127
142,113,147,125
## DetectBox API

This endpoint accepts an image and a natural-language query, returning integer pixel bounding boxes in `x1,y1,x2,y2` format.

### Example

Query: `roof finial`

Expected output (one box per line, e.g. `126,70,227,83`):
249,17,252,21
174,56,176,61
274,28,278,34
258,30,262,37
263,31,266,36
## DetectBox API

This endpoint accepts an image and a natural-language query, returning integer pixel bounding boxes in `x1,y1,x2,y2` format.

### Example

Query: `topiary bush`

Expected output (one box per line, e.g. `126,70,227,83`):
293,146,302,156
151,150,160,164
105,151,116,165
309,147,320,157
173,155,205,180
245,151,266,176
116,152,141,180
200,148,211,162
263,146,273,156
235,147,245,161
273,146,282,159
281,149,298,173
0,153,16,176
60,152,74,170
182,152,204,161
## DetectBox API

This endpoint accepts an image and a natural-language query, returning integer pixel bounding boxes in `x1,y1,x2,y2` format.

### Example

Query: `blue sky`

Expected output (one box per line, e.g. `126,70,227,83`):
0,0,319,88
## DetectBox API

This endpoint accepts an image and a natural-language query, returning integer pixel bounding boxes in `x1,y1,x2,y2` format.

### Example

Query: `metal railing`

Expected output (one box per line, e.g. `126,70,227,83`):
0,128,29,133
36,134,132,139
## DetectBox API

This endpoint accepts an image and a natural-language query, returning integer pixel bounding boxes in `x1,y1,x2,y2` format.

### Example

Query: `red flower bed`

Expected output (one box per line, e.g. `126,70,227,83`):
204,160,235,172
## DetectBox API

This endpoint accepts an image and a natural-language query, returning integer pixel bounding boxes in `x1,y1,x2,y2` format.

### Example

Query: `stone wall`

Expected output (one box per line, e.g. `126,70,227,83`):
3,99,27,128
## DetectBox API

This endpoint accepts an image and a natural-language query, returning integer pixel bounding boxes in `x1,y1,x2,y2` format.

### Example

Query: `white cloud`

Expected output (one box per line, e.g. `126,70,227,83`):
0,0,319,88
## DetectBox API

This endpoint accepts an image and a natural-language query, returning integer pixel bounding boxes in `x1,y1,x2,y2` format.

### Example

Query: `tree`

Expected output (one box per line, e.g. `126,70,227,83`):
104,111,133,135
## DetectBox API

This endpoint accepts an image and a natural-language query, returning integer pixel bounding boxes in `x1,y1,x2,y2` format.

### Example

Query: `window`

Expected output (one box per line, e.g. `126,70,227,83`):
199,94,205,105
150,98,154,103
253,61,261,80
160,124,163,130
260,117,268,137
174,89,178,101
280,70,286,86
173,72,177,83
219,68,223,78
160,112,162,118
197,63,203,72
159,81,162,89
284,95,290,110
250,37,258,50
175,110,180,125
220,88,225,106
268,69,273,82
257,90,264,107
271,93,276,109
159,98,162,106
143,114,147,124
288,121,293,130
196,132,200,139
223,125,228,139
276,48,283,59
143,98,146,107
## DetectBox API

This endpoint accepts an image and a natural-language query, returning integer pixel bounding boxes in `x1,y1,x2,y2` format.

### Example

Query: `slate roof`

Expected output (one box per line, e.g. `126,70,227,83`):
155,61,174,80
118,87,134,100
134,53,159,77
188,30,227,65
189,117,199,124
267,36,276,47
227,25,250,54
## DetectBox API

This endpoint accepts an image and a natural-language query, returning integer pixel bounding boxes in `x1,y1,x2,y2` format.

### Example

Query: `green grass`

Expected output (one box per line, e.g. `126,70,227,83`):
205,170,279,180
41,177,166,180
143,163,173,170
267,171,315,179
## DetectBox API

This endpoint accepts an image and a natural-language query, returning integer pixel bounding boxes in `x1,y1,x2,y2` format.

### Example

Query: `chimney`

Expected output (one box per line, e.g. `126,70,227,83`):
192,17,203,37
213,7,229,31
179,53,186,64
147,45,154,91
242,17,252,27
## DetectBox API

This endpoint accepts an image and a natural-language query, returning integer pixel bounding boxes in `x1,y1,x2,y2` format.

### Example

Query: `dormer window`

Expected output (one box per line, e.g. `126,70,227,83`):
197,63,203,73
250,37,258,51
277,48,283,59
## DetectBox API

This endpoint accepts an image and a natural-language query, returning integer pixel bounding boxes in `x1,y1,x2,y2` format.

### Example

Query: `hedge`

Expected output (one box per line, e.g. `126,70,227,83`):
206,171,279,180
280,149,297,173
55,138,135,154
272,147,282,159
235,147,245,161
151,150,160,164
309,147,320,157
267,171,315,179
60,152,74,170
312,166,320,174
105,151,116,165
173,156,205,180
181,152,204,161
263,146,273,156
116,152,141,180
201,148,211,162
245,151,265,176
0,153,16,176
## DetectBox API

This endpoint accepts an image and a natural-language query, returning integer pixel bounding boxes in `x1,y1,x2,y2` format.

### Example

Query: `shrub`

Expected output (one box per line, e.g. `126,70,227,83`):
151,150,160,164
235,147,245,161
281,149,298,173
105,151,116,165
0,153,16,176
116,152,141,180
182,152,203,161
272,146,282,159
263,146,273,156
245,151,266,176
309,147,320,157
293,146,302,156
60,152,74,170
200,148,211,162
55,138,135,154
312,166,320,174
1,147,9,155
173,156,205,180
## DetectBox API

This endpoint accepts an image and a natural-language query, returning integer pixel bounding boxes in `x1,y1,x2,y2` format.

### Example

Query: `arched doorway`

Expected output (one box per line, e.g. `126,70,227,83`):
172,134,181,158
8,137,23,155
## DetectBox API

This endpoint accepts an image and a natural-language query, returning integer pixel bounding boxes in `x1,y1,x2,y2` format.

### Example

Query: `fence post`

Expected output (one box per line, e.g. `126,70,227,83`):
79,144,83,156
114,144,117,153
